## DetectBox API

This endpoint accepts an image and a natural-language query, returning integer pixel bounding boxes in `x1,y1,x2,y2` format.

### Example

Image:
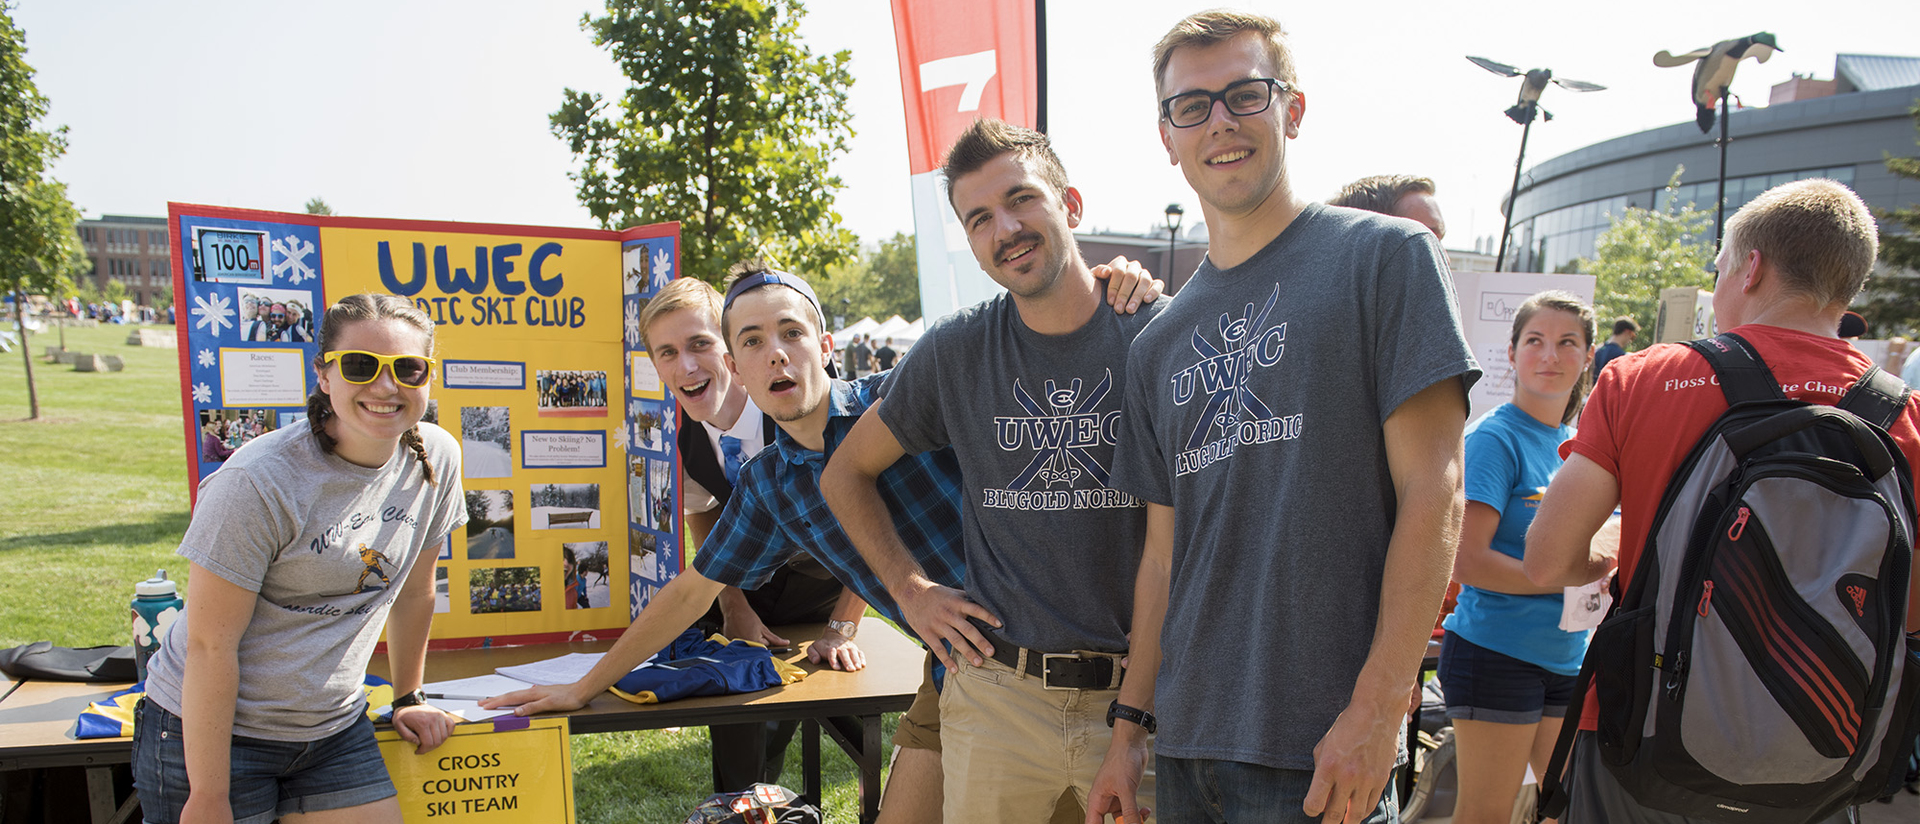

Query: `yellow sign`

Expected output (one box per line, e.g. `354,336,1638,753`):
378,716,574,823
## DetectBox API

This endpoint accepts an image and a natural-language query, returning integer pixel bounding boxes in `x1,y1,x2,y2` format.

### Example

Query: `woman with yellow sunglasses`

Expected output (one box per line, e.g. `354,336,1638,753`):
135,294,468,824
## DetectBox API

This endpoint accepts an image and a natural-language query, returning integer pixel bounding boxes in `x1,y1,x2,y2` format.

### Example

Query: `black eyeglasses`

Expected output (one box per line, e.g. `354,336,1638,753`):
1160,77,1290,128
323,350,437,387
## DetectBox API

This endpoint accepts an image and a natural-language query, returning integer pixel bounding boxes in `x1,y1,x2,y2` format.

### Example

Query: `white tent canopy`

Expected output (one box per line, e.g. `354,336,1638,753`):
870,315,911,341
833,317,879,349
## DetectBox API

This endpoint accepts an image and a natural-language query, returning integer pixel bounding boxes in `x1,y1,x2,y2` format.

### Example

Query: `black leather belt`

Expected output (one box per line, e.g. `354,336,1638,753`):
971,620,1124,691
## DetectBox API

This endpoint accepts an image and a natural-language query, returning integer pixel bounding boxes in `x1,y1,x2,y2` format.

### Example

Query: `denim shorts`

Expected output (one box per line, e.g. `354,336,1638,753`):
1437,632,1575,725
131,698,397,824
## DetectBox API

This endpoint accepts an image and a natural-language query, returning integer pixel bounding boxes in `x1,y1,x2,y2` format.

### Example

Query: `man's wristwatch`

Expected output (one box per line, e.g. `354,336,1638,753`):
391,689,429,710
1107,700,1156,734
825,619,860,639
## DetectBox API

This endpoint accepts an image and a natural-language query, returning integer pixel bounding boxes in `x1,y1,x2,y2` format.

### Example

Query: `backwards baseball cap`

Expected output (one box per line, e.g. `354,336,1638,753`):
722,268,825,327
720,267,840,379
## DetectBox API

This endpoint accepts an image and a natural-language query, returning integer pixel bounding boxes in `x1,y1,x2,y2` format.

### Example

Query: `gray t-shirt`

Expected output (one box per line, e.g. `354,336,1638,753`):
145,423,467,741
881,292,1161,653
1113,204,1480,769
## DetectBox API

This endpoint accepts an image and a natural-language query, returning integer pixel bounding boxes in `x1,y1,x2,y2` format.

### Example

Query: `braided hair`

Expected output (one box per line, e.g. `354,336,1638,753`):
307,294,439,484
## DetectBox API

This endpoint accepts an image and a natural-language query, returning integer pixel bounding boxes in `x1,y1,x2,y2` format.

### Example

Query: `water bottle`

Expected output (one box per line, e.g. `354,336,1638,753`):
131,569,184,681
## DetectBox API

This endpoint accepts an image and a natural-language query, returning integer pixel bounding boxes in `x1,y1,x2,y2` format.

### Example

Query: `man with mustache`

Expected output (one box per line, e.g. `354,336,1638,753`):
823,119,1163,823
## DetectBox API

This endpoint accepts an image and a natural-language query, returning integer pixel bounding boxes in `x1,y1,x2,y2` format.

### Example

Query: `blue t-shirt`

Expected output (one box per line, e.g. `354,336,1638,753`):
1591,341,1626,377
1442,402,1590,675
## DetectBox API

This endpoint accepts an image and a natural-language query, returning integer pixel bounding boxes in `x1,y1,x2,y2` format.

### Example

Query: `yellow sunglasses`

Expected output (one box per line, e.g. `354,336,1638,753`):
322,350,437,388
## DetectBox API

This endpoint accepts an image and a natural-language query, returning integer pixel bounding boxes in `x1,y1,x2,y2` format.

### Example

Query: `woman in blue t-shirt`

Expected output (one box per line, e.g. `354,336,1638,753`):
1439,291,1597,824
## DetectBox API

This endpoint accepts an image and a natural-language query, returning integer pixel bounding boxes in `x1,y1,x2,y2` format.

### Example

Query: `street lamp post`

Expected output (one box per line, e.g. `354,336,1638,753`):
1164,203,1184,283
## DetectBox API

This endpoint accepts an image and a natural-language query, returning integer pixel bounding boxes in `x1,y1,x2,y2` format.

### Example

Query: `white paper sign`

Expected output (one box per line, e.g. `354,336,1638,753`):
630,352,662,398
443,360,525,390
1561,578,1613,632
521,430,606,468
219,348,308,406
1449,272,1597,423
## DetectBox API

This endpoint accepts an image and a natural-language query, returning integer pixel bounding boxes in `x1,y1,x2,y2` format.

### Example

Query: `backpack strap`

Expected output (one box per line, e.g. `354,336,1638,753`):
1837,365,1911,431
1686,332,1785,406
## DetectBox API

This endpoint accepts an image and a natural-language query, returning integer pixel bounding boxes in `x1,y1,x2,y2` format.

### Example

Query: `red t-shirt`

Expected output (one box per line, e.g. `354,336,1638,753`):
1562,324,1920,729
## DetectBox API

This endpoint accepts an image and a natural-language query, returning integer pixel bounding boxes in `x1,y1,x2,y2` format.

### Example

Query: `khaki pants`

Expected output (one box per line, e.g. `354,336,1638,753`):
941,655,1155,822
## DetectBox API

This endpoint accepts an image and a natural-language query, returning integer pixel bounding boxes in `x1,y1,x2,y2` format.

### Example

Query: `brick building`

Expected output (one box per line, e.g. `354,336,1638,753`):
77,214,172,306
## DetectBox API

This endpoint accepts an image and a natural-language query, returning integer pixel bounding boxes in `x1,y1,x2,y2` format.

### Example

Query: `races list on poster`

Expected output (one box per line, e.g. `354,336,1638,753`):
219,348,308,407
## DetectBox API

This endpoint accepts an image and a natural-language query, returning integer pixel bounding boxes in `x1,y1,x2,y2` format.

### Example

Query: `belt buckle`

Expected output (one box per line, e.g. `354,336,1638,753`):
1041,653,1090,690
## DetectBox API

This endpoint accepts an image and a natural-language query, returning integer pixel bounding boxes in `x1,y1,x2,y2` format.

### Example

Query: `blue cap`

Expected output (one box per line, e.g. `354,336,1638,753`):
722,269,825,327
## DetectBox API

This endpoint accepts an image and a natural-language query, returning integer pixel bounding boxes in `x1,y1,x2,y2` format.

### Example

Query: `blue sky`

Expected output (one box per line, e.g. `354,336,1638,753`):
17,0,1920,254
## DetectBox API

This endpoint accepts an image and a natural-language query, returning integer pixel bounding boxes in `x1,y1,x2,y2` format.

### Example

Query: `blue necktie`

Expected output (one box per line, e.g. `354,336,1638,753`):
719,435,745,487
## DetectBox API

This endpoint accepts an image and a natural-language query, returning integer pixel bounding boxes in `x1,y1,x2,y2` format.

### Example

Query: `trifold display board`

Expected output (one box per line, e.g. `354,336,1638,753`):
168,203,684,648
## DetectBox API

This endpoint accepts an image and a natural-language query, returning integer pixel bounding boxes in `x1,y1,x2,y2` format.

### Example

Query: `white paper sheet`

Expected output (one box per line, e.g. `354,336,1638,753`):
494,652,613,685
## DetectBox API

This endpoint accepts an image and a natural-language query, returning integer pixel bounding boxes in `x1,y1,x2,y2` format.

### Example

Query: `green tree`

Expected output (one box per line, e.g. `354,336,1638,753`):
0,4,88,419
1859,101,1920,339
816,231,921,325
304,197,334,216
1567,169,1717,347
553,0,857,284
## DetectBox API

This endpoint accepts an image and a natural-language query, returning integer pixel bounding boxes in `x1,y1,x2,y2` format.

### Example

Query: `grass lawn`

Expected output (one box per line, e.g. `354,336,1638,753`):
0,322,888,823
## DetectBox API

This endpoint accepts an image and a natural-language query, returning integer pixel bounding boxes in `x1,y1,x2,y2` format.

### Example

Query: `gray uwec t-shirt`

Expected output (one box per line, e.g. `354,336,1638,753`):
881,292,1161,654
145,423,467,741
1112,204,1479,770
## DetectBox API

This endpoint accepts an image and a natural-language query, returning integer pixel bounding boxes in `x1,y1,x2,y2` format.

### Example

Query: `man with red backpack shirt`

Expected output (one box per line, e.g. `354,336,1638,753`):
1525,178,1920,822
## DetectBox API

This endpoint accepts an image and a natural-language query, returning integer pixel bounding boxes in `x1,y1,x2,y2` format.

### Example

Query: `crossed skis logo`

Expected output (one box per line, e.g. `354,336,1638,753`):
1169,284,1302,476
985,371,1138,511
996,372,1115,488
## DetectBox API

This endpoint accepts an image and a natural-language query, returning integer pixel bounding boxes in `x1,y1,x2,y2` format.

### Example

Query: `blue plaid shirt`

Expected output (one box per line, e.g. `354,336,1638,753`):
693,374,966,638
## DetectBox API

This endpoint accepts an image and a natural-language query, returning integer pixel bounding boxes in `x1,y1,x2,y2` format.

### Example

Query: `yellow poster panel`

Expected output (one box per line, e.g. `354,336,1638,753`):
319,226,621,343
378,717,573,823
319,225,631,642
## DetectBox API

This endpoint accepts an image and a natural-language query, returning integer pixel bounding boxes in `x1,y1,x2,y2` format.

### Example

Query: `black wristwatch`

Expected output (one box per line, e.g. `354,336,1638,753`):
1106,700,1156,734
391,689,429,710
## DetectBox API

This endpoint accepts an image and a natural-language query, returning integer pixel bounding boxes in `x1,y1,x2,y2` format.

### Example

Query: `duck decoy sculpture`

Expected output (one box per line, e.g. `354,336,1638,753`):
1466,56,1606,124
1653,32,1782,132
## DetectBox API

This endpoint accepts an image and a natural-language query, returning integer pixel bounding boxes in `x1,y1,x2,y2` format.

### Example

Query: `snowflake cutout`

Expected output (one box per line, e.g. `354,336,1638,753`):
197,348,216,368
192,382,212,404
652,248,673,289
612,426,629,454
191,293,234,336
661,413,676,438
271,235,318,285
624,301,642,347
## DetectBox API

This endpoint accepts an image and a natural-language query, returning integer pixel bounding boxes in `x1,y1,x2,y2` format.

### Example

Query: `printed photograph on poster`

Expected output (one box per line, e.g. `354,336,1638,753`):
461,406,513,479
627,457,650,530
647,458,672,531
234,288,314,343
628,528,657,576
563,541,610,609
469,567,540,614
196,408,278,463
465,490,515,560
521,430,605,469
433,567,449,614
632,405,666,454
218,347,307,407
421,400,439,425
622,244,649,296
531,483,600,530
442,360,526,391
193,227,269,284
535,370,608,417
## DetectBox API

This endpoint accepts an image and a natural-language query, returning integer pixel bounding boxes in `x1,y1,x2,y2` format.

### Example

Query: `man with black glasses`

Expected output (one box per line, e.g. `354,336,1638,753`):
1089,10,1479,824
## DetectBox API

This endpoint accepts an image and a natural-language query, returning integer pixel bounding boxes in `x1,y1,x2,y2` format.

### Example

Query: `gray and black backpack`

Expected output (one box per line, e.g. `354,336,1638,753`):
1541,332,1920,822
